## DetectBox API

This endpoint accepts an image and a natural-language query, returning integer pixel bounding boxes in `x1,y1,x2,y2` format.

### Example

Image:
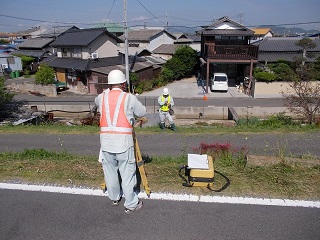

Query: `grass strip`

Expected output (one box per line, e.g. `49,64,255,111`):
0,149,319,201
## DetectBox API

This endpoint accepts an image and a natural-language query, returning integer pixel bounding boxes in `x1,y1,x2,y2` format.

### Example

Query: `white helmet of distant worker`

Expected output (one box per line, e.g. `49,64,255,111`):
108,70,126,84
163,87,169,95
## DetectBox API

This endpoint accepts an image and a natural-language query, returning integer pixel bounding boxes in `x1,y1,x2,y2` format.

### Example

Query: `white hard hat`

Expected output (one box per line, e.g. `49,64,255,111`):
163,88,169,95
108,70,126,84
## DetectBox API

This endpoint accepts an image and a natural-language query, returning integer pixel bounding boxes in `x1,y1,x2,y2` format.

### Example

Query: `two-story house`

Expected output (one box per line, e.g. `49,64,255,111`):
47,27,123,91
199,16,259,93
119,29,176,51
45,27,156,94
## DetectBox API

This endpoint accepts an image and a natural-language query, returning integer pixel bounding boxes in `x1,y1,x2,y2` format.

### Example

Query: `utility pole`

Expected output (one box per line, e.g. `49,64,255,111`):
124,0,130,92
166,12,168,30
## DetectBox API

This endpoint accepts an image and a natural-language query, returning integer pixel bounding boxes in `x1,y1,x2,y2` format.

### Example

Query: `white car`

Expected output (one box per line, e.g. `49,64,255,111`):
210,73,229,92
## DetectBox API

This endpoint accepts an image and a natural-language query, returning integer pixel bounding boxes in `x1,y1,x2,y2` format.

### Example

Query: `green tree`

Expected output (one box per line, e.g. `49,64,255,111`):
0,39,10,44
0,76,14,109
173,45,197,77
313,57,320,80
253,71,276,82
35,64,55,85
267,60,298,81
295,38,317,65
163,57,185,80
13,54,35,72
163,45,197,80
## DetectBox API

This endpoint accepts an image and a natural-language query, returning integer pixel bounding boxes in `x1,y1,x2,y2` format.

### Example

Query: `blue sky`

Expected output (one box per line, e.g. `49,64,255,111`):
1,0,319,33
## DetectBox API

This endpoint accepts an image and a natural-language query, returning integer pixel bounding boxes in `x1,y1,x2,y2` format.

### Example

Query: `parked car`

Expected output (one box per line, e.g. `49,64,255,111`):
54,80,67,91
210,73,228,92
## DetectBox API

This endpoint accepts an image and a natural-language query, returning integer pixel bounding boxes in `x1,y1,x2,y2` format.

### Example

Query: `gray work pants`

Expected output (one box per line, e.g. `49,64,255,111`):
101,147,139,210
159,110,174,124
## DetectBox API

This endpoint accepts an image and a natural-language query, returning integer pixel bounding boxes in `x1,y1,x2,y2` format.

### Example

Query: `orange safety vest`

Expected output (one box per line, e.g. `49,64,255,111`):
100,90,133,135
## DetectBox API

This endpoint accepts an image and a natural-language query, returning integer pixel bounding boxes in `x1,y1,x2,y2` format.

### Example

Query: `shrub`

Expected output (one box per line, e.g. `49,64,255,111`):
0,76,14,108
261,112,294,127
237,117,261,126
35,64,55,85
254,71,276,82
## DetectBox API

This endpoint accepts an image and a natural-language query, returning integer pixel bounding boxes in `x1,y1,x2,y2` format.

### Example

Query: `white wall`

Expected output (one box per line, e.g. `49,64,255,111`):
148,32,175,51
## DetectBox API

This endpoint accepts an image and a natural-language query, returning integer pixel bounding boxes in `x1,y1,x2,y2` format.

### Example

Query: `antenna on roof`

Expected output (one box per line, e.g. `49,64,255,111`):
239,12,245,24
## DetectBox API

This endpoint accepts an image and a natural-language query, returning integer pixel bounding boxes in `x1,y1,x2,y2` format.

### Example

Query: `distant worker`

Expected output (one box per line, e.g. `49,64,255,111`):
95,69,146,214
158,87,176,131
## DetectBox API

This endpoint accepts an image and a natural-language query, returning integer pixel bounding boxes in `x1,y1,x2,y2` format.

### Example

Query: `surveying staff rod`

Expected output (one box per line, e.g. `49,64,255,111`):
132,117,151,197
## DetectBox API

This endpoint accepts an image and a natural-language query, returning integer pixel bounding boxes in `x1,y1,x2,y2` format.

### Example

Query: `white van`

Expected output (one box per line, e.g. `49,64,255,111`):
210,73,228,92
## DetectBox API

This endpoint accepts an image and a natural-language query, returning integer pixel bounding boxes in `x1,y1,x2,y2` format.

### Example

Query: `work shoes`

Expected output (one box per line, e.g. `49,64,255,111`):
124,200,143,214
112,196,122,206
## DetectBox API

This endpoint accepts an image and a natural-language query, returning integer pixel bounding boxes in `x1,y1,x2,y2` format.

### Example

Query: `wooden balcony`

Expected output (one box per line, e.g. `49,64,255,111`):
204,44,259,60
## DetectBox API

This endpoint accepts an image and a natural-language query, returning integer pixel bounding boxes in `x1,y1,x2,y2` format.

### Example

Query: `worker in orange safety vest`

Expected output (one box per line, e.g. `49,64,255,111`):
95,69,146,214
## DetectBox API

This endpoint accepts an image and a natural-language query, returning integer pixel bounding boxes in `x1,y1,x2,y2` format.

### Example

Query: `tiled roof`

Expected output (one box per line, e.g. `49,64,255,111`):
185,34,201,42
202,29,254,36
254,37,320,62
144,56,166,65
171,33,187,39
91,60,153,75
13,49,49,58
17,38,54,49
39,26,79,38
51,28,122,47
117,47,152,56
252,28,273,35
253,37,320,51
152,44,179,54
44,55,147,71
202,16,253,32
120,29,175,42
46,57,90,71
258,52,320,62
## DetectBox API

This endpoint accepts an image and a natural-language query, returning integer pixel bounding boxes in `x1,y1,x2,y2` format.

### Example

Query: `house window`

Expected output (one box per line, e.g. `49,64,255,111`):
72,48,82,58
62,48,82,58
129,43,139,47
62,48,72,57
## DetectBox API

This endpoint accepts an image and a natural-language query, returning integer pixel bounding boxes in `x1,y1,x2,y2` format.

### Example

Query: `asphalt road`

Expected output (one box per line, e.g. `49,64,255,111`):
1,189,319,240
1,132,319,158
8,77,286,108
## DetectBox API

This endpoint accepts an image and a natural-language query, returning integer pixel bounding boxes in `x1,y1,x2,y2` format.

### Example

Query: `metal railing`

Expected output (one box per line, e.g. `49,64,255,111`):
204,44,259,60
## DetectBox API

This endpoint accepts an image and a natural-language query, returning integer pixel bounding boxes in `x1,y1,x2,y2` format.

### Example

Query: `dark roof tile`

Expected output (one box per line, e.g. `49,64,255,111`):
152,44,179,54
51,28,122,47
120,29,175,42
202,29,254,36
253,37,320,51
17,38,54,49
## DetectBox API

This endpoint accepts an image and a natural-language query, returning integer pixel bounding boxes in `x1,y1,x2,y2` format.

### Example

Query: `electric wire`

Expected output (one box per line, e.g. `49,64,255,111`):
0,13,319,32
135,0,167,26
106,0,117,21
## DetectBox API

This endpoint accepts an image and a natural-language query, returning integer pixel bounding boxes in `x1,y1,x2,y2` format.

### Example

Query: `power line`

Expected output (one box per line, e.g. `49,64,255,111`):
135,0,166,26
106,0,117,20
1,13,319,32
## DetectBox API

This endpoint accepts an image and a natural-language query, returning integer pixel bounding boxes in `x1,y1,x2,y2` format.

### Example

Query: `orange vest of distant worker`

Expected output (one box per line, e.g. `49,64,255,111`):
100,90,133,135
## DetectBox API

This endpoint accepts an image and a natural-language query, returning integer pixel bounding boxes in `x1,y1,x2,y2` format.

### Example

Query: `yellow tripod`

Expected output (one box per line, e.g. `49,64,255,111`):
100,117,151,197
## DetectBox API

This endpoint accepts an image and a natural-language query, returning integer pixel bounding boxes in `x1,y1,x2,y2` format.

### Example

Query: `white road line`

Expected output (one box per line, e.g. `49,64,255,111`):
1,183,319,208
